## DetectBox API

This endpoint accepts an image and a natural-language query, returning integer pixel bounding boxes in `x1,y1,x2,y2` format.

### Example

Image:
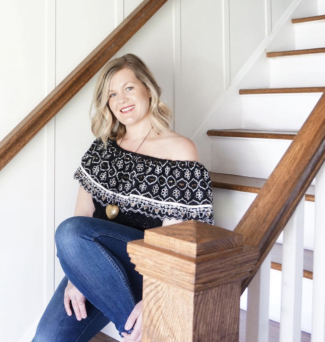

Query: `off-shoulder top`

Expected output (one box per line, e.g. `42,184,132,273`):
74,138,214,231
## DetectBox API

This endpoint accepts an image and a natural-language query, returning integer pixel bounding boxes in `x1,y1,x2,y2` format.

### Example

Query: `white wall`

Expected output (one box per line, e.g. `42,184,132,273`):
0,0,318,340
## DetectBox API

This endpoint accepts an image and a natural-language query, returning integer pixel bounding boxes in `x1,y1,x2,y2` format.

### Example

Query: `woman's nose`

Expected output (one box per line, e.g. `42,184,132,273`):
118,94,128,104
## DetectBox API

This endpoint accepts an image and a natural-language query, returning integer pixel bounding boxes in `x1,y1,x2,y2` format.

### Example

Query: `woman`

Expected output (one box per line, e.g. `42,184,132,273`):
32,53,214,342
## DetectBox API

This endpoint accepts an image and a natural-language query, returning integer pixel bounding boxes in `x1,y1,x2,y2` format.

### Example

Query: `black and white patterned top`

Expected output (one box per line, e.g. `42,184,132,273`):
74,138,214,231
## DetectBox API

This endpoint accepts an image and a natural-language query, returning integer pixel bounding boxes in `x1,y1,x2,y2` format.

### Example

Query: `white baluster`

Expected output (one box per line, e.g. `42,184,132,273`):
279,198,304,342
312,162,325,342
246,253,271,342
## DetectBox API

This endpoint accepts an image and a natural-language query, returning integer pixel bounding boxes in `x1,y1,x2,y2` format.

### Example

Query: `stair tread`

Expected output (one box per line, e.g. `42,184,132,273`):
292,14,325,24
90,332,118,342
207,129,297,140
240,87,325,94
267,47,325,57
271,242,313,274
209,172,315,202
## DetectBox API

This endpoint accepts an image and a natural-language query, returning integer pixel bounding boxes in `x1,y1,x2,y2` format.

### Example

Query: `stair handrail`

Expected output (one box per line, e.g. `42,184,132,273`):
235,92,325,291
0,0,168,171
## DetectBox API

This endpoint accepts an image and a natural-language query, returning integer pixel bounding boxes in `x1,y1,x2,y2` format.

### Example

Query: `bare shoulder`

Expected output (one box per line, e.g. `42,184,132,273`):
158,131,199,162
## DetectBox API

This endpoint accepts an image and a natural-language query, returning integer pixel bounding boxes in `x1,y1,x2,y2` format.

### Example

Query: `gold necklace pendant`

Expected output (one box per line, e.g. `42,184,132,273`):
105,204,119,220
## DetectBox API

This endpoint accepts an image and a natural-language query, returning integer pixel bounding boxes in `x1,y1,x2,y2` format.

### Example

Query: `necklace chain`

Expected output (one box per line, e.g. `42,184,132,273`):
119,127,153,153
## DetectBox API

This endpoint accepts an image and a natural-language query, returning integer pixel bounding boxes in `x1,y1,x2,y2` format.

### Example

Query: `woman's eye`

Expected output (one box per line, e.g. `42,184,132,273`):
126,86,133,91
109,93,116,98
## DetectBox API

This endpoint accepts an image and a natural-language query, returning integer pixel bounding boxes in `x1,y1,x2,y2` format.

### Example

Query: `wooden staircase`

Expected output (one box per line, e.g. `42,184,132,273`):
1,2,324,341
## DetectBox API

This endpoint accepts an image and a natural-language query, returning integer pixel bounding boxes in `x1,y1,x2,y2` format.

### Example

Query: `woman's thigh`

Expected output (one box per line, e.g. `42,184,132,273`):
32,276,110,342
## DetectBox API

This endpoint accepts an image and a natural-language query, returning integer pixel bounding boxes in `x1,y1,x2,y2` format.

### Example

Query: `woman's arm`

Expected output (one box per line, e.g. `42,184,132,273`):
74,186,95,217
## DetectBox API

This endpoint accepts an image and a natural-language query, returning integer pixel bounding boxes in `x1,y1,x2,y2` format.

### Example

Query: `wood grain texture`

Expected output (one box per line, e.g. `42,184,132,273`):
210,172,315,202
239,87,325,95
235,93,325,291
271,262,312,279
0,0,168,171
267,47,325,58
128,221,259,341
207,129,297,140
90,332,118,342
292,15,325,24
142,276,241,341
128,239,259,292
144,220,243,257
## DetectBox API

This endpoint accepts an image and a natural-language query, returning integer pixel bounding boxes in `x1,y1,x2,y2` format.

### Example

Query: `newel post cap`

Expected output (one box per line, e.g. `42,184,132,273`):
127,220,259,291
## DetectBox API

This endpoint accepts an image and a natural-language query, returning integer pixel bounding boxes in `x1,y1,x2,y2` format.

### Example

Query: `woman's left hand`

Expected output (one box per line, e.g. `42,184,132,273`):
121,300,142,342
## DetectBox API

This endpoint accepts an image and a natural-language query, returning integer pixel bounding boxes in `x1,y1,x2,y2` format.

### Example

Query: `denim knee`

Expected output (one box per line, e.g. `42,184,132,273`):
55,216,85,262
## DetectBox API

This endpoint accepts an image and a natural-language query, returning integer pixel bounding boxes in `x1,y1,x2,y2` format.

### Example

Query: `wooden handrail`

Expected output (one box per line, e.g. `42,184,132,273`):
235,93,325,291
0,0,168,171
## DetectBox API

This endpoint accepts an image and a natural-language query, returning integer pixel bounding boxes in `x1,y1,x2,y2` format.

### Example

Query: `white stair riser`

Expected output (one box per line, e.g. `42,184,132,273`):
294,21,325,50
240,272,313,334
242,93,322,130
211,136,292,179
269,53,325,87
212,188,315,250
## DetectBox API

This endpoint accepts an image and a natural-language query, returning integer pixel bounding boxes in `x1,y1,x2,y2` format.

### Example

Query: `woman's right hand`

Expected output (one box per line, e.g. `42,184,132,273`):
64,279,87,321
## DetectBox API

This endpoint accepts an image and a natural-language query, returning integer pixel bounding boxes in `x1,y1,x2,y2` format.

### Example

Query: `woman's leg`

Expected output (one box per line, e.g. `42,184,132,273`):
32,276,110,342
54,216,145,337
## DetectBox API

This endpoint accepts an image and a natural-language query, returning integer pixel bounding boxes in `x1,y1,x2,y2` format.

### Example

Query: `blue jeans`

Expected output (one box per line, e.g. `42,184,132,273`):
32,216,145,341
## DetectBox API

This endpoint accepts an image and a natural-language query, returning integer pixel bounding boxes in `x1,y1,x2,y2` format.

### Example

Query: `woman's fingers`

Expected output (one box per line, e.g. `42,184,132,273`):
71,298,82,320
63,293,72,316
77,299,87,319
64,281,87,320
122,313,142,341
122,333,142,342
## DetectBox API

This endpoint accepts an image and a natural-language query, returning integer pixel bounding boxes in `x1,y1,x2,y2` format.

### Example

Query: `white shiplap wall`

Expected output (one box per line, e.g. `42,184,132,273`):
0,0,319,340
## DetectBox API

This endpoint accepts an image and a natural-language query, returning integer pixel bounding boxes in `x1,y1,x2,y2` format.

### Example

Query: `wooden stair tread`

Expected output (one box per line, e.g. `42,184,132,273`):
209,172,315,202
240,309,311,342
267,47,325,57
90,332,118,342
239,87,325,95
207,129,297,140
292,14,325,24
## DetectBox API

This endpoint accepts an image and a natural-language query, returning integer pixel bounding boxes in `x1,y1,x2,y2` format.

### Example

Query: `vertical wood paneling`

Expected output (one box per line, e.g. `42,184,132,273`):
54,0,116,286
312,162,325,341
271,0,295,27
229,0,266,79
0,1,47,341
44,0,56,305
123,0,174,122
172,0,181,131
279,198,304,342
222,0,231,89
319,0,325,14
115,0,124,27
246,254,271,342
181,0,224,137
0,2,46,141
265,0,272,35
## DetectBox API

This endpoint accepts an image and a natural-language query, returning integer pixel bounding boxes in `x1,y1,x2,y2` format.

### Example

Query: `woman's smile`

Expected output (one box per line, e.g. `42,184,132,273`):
120,105,135,113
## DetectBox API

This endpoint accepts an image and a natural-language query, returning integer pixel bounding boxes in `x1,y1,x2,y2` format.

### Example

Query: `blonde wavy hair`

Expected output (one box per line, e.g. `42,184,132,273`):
90,53,173,143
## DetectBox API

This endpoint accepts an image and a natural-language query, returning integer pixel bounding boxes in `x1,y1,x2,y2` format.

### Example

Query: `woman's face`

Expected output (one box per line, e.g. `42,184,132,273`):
107,68,151,128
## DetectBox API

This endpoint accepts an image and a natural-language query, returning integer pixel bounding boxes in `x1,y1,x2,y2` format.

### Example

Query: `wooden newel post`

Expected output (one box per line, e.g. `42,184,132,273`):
127,220,259,342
